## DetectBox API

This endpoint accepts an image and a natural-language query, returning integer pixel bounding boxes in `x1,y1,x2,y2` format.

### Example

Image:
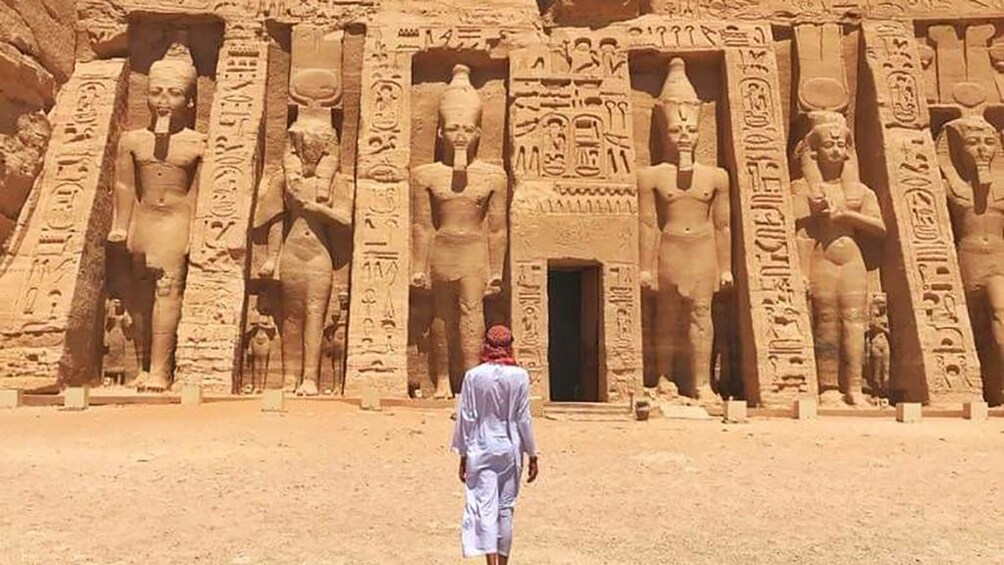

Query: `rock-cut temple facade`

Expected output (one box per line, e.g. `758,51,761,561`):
3,0,1004,409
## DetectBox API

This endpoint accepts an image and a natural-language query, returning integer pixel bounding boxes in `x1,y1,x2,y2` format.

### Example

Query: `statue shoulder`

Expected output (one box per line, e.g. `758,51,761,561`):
411,162,443,182
119,128,147,148
636,163,671,186
471,160,508,185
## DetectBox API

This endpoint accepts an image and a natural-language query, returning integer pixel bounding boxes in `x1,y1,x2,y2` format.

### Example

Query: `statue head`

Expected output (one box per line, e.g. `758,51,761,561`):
438,64,482,172
656,58,701,170
805,111,852,168
287,108,340,177
944,114,999,185
148,34,197,133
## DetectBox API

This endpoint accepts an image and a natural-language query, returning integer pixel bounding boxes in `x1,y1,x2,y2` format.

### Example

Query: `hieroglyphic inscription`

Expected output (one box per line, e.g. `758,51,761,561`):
344,28,412,395
174,38,269,390
724,42,818,406
0,59,127,388
647,0,1004,21
863,21,981,402
616,17,769,52
604,262,643,397
511,260,546,395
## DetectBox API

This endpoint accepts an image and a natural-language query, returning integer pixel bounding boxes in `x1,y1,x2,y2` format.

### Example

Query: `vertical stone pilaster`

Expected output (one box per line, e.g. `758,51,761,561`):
724,41,819,407
0,59,128,389
343,29,411,397
861,21,981,405
175,35,269,391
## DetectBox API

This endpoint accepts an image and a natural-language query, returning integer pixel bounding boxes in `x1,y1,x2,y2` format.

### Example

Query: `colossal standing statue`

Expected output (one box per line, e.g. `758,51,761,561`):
792,111,886,406
108,37,205,392
255,110,353,396
939,113,1004,400
411,64,508,399
638,58,733,402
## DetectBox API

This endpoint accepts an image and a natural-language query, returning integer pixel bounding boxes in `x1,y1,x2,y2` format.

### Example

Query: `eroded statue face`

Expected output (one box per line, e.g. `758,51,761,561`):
440,117,480,155
662,106,699,153
959,128,999,172
147,74,191,123
812,125,850,167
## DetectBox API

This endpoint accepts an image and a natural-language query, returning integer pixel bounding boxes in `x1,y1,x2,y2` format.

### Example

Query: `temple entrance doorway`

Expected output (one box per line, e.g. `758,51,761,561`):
547,264,601,402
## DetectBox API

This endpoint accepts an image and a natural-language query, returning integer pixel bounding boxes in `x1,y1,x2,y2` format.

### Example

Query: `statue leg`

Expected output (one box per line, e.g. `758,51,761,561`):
653,285,683,393
146,267,186,392
457,274,488,391
297,274,331,397
687,298,716,402
280,277,306,394
839,291,869,406
812,294,841,405
431,280,458,399
985,276,1004,404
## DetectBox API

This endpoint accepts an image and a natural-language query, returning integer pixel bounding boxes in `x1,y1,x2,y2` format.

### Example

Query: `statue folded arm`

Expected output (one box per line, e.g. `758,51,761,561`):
835,188,886,238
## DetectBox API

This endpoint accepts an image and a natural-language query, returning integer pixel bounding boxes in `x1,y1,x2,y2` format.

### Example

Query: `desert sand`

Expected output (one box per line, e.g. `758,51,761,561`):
2,402,1003,564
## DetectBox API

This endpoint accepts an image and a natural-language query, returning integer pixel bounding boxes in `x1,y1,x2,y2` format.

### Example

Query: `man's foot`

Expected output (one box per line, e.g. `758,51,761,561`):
295,379,319,396
107,228,127,243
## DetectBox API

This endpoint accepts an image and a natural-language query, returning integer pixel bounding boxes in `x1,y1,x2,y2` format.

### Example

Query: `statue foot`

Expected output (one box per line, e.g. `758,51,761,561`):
844,392,872,407
296,379,319,396
694,384,719,404
138,372,169,393
819,390,844,406
242,384,253,395
433,380,453,400
130,371,150,390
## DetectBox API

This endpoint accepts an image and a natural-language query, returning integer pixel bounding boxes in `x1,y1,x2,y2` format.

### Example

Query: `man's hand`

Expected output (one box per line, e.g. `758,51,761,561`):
527,456,538,484
458,457,467,484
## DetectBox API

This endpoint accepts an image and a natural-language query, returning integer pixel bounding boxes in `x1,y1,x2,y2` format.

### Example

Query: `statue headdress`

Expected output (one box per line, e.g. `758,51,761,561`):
657,58,699,108
438,64,482,125
149,31,197,92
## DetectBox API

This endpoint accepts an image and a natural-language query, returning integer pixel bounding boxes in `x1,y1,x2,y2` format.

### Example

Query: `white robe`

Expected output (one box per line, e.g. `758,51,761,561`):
451,363,538,557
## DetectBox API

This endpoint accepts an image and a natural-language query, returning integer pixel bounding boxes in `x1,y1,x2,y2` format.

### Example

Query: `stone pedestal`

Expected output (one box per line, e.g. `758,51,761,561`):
261,389,285,413
896,402,922,423
723,400,748,423
963,401,989,421
793,397,818,420
530,396,545,419
0,59,127,390
0,389,22,409
62,387,89,411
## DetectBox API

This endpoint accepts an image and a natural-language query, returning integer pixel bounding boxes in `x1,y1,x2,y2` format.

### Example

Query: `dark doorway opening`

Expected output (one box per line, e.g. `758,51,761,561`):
547,265,601,402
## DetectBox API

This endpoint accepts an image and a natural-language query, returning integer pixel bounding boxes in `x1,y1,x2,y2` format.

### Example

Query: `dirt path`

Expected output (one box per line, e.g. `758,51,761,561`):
1,401,1002,564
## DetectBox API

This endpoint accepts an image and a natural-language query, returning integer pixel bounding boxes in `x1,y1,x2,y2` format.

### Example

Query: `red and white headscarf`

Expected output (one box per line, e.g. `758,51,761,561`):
480,324,518,366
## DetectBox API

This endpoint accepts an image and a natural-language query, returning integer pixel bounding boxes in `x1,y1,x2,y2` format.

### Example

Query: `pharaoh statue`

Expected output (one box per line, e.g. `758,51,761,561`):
638,58,732,402
255,109,353,396
102,298,133,386
411,64,508,399
865,292,890,400
792,111,886,406
107,36,205,392
938,112,1004,400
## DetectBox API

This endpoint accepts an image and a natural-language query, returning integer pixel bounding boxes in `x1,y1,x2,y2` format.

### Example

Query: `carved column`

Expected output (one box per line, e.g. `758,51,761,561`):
723,41,819,407
174,31,269,391
343,29,411,397
860,21,982,404
0,59,128,390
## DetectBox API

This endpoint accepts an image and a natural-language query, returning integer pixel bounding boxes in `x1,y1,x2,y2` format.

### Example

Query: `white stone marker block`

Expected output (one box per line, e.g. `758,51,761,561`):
793,396,818,420
963,401,988,421
262,389,285,412
360,387,381,411
896,402,922,423
181,384,202,406
723,400,747,423
63,387,90,411
0,389,22,408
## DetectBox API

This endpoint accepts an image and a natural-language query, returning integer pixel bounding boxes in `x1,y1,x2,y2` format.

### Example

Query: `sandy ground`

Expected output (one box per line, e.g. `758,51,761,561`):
1,401,1003,565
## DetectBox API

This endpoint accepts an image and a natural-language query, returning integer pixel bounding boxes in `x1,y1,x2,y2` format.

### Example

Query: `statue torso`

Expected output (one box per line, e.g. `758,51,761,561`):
639,162,721,237
413,160,506,239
